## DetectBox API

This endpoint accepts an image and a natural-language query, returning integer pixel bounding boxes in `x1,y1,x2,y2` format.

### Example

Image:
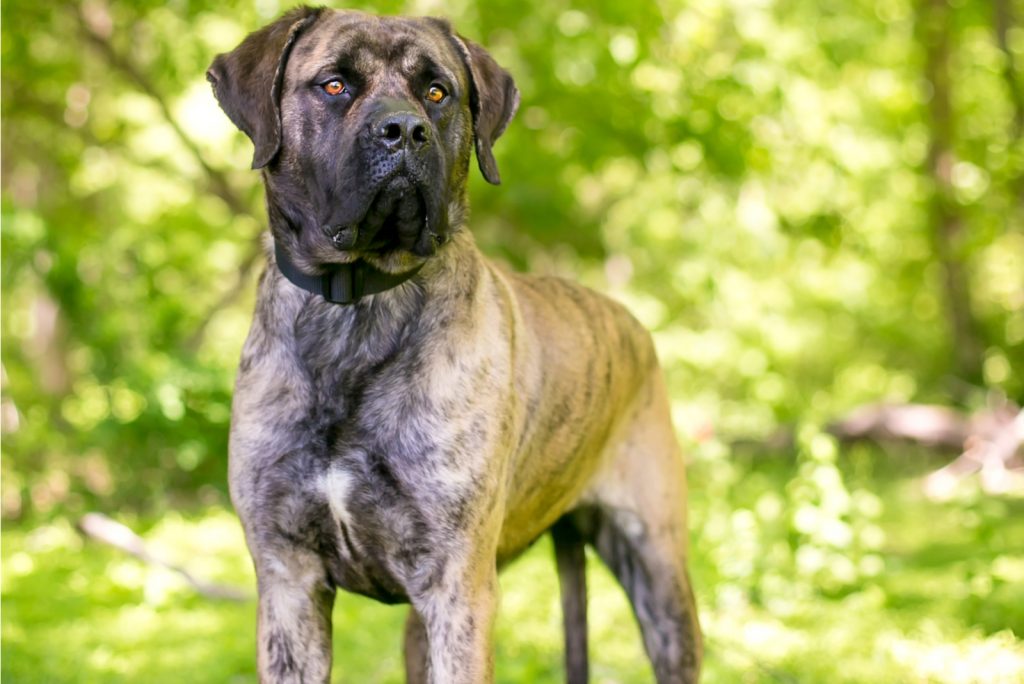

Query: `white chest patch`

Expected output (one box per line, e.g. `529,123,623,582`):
320,466,357,543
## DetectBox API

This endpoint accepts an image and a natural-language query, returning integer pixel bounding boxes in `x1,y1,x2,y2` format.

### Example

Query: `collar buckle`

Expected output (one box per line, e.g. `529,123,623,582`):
274,238,424,305
321,266,364,304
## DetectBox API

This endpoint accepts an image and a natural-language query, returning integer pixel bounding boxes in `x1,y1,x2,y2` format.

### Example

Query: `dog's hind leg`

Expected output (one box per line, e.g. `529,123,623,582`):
590,511,701,684
584,371,702,684
552,515,589,684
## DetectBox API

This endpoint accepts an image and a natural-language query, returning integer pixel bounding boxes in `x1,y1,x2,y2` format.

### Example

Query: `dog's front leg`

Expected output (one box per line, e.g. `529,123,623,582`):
253,549,336,684
412,560,499,684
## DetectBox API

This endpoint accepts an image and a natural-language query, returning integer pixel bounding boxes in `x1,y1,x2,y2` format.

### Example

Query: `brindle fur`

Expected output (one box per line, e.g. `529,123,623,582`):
208,7,701,683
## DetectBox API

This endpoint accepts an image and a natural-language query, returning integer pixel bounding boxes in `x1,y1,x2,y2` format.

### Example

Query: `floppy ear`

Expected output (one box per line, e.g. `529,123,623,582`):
453,35,520,185
206,6,323,169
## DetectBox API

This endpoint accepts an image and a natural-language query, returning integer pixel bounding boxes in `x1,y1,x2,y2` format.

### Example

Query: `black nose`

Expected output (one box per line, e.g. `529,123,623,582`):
376,112,429,150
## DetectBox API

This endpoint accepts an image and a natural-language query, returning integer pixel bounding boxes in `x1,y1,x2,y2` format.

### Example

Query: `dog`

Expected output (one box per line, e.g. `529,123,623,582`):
207,7,701,683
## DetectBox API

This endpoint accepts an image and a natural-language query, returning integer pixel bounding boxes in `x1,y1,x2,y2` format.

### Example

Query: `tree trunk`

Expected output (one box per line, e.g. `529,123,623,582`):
918,0,984,390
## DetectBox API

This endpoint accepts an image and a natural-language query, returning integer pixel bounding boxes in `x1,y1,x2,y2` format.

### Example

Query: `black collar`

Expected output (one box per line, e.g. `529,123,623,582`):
274,240,424,304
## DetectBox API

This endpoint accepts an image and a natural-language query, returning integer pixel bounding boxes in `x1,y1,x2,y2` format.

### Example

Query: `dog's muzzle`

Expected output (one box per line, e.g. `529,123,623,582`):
323,99,447,257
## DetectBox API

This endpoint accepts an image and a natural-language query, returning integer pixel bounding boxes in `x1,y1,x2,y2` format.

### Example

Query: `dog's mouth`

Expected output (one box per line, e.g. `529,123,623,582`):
324,178,447,258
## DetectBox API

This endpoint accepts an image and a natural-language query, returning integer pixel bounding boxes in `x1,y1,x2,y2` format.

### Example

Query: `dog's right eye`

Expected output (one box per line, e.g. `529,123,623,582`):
322,80,346,96
425,84,448,104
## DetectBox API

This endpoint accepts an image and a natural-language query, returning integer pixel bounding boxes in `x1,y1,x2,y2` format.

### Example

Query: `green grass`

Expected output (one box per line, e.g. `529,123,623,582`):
3,452,1023,683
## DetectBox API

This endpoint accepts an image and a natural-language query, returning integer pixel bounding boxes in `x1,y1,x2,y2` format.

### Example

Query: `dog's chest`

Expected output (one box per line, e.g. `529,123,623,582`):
235,293,507,600
312,457,412,602
292,389,485,602
263,431,430,603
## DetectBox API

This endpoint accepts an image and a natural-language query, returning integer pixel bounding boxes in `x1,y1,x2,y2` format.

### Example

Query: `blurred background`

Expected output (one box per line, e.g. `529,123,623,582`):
2,0,1023,681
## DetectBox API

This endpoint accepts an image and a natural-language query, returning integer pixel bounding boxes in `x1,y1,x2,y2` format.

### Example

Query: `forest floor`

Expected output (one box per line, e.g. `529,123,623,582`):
3,448,1023,683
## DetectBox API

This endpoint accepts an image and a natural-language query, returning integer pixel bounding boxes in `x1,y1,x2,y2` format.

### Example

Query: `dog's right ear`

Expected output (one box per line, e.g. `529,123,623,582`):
206,6,323,169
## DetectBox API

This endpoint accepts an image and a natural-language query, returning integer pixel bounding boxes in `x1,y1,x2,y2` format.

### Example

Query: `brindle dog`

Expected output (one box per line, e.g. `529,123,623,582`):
207,7,701,684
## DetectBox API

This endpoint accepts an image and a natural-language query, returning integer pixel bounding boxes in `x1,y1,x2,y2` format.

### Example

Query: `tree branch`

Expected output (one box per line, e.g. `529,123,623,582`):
73,3,254,219
70,1,266,351
184,241,266,353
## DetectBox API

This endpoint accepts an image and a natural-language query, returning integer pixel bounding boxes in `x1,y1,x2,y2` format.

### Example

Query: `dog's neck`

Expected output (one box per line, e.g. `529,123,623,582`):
255,231,484,367
273,240,427,305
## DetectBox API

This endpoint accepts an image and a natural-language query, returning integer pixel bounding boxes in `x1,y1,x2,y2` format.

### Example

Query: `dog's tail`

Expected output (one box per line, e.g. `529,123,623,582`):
551,516,589,684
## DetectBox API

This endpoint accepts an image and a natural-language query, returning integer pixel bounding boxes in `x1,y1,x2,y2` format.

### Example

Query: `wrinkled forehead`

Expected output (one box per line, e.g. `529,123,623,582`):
287,10,466,88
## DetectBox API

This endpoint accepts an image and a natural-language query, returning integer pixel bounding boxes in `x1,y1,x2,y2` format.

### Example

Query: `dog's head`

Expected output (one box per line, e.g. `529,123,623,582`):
207,7,518,272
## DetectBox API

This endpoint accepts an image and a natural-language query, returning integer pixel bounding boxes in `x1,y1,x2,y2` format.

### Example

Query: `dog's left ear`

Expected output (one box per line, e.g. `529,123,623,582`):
452,33,520,185
206,6,323,169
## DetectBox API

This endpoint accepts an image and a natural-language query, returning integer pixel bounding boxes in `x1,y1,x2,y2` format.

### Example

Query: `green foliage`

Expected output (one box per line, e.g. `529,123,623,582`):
2,0,1022,511
2,0,1023,681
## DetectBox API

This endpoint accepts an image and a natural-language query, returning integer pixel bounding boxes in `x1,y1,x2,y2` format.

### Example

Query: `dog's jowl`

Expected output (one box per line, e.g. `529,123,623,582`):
208,7,701,683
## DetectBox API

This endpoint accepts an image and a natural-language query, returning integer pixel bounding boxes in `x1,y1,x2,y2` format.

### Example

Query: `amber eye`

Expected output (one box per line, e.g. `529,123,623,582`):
426,84,447,103
322,80,345,96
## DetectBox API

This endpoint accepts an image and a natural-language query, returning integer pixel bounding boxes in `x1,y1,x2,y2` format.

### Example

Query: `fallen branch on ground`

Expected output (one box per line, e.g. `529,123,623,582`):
922,409,1024,500
77,512,251,601
829,401,1023,499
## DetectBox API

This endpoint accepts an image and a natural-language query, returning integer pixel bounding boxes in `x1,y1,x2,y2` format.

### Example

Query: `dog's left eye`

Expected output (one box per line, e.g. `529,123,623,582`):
322,79,346,96
425,84,448,103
